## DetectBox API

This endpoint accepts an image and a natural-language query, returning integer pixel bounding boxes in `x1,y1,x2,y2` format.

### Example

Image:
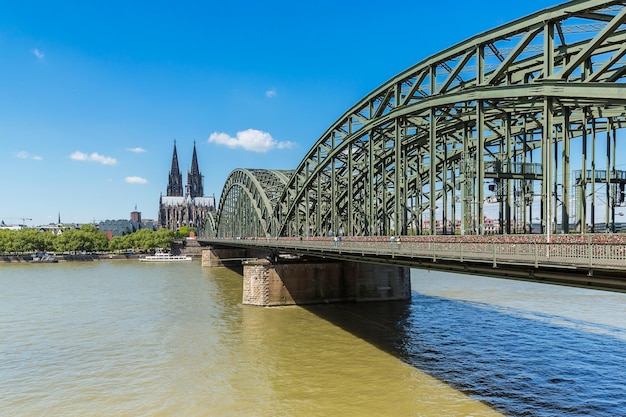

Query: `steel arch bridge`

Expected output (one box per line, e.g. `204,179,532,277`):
208,0,626,239
211,168,293,237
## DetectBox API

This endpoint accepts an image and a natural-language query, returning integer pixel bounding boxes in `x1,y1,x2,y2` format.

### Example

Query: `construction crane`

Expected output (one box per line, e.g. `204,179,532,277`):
2,217,32,226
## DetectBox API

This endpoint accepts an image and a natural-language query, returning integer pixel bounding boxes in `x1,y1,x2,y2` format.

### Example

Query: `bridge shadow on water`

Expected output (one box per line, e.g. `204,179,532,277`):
302,291,626,417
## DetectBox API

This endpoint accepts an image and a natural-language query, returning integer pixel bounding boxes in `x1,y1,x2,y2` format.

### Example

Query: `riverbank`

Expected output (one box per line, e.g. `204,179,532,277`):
1,238,206,263
0,253,141,263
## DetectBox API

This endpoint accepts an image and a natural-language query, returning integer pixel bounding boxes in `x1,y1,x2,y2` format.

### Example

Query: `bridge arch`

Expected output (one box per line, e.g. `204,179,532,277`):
210,168,292,238
214,0,626,238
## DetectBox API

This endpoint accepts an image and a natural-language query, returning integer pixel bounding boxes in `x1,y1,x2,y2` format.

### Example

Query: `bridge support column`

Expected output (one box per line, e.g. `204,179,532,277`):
202,247,247,267
242,259,410,306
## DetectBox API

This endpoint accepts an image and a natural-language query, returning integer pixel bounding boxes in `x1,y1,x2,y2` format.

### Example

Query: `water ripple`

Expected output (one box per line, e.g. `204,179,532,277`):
399,292,626,417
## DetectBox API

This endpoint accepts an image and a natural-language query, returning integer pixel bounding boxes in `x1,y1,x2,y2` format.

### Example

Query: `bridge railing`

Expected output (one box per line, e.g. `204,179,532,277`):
208,237,626,269
337,240,626,268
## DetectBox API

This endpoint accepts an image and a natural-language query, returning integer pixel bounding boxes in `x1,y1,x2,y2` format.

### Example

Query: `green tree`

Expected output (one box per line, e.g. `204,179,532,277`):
130,229,155,251
42,232,58,251
54,229,84,252
174,226,197,239
0,230,15,253
54,227,105,253
0,225,173,255
13,229,45,252
80,224,99,234
79,224,109,251
132,229,174,251
107,228,174,252
154,229,175,249
0,229,58,253
108,235,128,252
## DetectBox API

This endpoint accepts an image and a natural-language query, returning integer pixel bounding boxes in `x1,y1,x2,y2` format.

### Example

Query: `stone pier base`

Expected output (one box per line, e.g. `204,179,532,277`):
202,248,248,267
243,259,410,306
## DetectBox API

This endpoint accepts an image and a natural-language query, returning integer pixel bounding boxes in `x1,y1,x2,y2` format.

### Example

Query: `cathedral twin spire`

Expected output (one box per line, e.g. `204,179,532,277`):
188,142,204,198
166,141,183,196
166,141,203,198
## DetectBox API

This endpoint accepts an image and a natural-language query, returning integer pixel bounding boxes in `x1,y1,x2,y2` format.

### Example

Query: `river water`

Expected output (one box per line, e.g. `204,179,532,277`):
1,261,625,417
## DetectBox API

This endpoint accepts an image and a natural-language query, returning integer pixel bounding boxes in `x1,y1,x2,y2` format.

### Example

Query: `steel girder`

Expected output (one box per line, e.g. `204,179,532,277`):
202,210,217,238
268,0,626,237
212,0,626,238
211,168,292,238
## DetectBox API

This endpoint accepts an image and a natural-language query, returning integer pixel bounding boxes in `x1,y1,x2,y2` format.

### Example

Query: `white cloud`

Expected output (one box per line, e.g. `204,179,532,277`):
32,48,45,59
126,147,147,153
125,176,148,184
14,151,42,160
265,88,277,98
208,129,294,153
70,151,117,165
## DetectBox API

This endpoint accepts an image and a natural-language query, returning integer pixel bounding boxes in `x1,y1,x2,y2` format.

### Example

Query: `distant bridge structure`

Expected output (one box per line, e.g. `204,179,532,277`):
205,0,626,240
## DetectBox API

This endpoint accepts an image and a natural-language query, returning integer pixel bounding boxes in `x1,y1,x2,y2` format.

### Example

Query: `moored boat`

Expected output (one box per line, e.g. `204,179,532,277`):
30,252,58,263
139,249,192,262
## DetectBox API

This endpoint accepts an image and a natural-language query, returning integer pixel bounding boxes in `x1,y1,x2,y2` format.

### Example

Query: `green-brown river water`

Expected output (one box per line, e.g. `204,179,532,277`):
1,261,625,416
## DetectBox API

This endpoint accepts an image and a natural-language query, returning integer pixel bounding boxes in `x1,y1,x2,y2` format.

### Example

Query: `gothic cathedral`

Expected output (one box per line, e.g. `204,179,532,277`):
158,141,215,231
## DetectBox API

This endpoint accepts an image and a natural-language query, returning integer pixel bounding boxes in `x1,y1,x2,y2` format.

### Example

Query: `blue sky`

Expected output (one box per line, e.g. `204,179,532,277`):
0,0,560,226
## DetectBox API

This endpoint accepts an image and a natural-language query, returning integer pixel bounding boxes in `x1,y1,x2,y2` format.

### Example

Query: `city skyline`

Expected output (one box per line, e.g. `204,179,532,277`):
1,1,565,226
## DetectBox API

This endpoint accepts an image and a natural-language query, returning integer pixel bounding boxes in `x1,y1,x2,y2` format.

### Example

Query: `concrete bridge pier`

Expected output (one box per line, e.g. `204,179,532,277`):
201,247,248,267
242,258,411,306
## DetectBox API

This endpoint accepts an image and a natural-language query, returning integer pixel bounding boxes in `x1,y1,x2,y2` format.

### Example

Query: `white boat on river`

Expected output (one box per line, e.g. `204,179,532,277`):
140,250,192,262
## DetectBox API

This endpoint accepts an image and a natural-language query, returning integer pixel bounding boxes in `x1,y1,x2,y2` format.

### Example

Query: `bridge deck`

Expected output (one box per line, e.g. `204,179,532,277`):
200,236,626,292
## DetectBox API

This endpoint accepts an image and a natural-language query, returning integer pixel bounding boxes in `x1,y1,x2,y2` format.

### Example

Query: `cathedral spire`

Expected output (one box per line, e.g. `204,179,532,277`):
166,140,183,196
187,141,204,198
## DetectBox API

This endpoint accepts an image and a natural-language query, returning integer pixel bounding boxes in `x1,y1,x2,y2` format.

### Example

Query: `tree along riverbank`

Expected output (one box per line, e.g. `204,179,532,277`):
0,225,180,255
1,238,205,263
0,252,207,263
1,253,140,263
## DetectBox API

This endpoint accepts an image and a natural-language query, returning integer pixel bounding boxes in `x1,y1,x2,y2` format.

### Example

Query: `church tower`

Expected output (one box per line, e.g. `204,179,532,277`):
187,141,204,198
166,141,183,196
159,141,215,231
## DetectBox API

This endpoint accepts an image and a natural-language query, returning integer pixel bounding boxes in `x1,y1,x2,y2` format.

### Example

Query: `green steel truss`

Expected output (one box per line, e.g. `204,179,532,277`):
210,0,626,238
211,169,292,238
